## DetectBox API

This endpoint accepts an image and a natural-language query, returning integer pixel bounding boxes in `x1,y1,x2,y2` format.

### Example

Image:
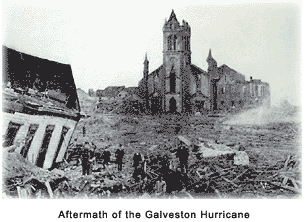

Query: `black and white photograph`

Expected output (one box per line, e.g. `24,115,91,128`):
1,0,305,220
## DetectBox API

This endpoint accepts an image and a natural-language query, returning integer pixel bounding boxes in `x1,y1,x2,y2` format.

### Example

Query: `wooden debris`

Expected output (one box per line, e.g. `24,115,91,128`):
45,181,54,198
2,114,301,199
234,151,249,166
177,135,192,147
284,155,291,170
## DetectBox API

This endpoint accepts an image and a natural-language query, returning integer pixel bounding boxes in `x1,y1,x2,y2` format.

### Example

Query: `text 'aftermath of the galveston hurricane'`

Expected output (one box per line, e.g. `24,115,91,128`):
58,210,250,219
3,9,301,199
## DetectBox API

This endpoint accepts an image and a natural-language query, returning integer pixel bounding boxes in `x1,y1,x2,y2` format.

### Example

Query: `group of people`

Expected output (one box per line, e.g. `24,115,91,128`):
80,141,191,195
80,143,125,176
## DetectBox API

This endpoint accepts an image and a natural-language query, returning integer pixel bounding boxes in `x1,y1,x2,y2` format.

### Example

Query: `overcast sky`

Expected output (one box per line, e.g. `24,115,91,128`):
2,0,302,106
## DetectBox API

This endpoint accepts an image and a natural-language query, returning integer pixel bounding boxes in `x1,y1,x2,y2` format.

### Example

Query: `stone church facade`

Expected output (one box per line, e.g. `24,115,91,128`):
137,10,270,114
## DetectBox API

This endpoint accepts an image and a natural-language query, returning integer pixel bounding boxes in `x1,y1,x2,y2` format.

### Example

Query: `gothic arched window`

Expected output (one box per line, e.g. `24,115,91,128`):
170,68,176,93
167,35,172,50
173,35,177,50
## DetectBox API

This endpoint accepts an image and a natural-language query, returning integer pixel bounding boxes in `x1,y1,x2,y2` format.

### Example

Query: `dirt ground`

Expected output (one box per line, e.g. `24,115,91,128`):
61,99,301,198
72,108,301,165
3,93,301,199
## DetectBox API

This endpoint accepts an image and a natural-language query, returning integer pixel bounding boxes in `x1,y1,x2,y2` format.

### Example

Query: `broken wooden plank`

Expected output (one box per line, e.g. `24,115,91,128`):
269,182,301,194
214,189,222,198
284,155,291,170
177,135,192,147
45,181,54,198
16,186,22,199
221,177,239,187
232,168,249,182
291,179,299,189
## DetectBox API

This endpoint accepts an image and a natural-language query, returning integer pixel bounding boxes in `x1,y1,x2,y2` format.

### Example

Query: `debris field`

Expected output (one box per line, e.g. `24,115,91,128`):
2,105,301,198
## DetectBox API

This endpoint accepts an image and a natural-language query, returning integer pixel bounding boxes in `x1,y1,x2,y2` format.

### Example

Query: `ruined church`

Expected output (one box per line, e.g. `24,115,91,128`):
137,10,270,114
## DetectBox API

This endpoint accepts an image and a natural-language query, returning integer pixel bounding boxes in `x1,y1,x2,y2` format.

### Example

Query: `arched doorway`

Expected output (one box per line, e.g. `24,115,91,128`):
169,97,177,113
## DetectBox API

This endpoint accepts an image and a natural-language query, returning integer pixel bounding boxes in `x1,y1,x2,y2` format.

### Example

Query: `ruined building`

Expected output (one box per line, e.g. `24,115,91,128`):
2,46,81,169
137,10,270,114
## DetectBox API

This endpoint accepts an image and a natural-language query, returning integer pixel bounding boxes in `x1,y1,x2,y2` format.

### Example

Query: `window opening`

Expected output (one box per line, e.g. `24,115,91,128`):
3,122,22,147
167,35,172,50
173,35,177,50
170,68,176,93
20,124,39,158
36,125,55,167
222,87,226,94
169,97,177,113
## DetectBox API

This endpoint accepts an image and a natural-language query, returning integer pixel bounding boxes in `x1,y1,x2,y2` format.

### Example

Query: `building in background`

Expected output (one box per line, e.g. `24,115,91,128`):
137,10,270,114
88,89,95,97
2,46,81,169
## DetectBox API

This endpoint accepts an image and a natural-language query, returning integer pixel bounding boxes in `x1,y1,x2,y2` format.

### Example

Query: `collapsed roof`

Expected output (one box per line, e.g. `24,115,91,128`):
2,46,80,111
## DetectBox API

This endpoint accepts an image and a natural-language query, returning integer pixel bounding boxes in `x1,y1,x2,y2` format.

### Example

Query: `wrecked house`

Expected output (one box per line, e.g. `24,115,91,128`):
2,46,81,169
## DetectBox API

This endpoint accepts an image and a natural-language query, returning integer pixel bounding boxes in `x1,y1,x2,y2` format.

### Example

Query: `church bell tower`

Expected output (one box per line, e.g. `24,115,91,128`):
162,10,191,113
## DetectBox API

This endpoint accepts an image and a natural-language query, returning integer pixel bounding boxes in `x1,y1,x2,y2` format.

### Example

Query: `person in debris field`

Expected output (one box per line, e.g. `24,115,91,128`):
115,146,125,171
142,155,148,172
155,175,166,195
82,125,86,137
176,144,189,174
132,152,144,182
89,142,97,167
81,142,95,175
102,150,111,169
133,152,143,171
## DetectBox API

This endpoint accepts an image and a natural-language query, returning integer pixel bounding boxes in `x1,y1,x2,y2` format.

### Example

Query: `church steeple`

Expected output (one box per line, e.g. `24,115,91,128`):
143,53,149,78
207,49,219,79
207,49,217,70
163,10,180,31
207,49,214,62
144,53,148,64
168,9,178,23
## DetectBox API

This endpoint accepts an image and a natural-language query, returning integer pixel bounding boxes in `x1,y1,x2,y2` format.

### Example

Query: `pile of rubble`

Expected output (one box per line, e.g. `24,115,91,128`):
2,134,301,199
2,146,69,198
187,138,301,197
95,96,146,115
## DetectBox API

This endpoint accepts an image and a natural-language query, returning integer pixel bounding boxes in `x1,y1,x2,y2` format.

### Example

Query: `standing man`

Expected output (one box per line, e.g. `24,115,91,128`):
133,152,142,171
115,145,125,171
82,125,86,137
176,144,189,174
102,150,111,169
132,152,143,182
81,142,95,175
155,175,166,195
